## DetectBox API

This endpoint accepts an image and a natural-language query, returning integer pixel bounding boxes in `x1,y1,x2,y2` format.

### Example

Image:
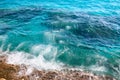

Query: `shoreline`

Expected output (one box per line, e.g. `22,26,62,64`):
0,55,115,80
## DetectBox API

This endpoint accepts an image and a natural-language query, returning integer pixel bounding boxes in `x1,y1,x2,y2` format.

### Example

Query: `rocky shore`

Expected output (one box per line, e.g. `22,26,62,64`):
0,55,115,80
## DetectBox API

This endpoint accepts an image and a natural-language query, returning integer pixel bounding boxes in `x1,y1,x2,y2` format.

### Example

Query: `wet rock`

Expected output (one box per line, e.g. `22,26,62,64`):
0,55,116,80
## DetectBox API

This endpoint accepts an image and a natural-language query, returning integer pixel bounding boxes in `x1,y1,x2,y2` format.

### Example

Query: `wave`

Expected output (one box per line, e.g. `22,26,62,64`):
0,7,120,79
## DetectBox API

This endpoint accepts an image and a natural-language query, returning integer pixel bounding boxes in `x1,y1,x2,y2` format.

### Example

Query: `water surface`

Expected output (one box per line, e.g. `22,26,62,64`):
0,0,120,79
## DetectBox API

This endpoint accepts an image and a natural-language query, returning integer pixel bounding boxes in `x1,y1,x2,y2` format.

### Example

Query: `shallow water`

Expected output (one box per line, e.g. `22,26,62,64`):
0,0,120,79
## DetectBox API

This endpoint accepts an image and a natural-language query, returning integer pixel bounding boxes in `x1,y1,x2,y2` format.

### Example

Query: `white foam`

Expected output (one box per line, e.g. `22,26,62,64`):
6,44,61,70
0,39,62,70
25,66,34,75
31,44,57,60
0,40,111,75
89,65,107,72
66,26,72,30
0,35,7,52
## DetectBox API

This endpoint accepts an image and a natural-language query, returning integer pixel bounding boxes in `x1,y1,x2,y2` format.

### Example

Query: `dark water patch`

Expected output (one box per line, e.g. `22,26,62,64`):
0,7,43,22
42,11,120,39
1,7,120,40
0,21,14,35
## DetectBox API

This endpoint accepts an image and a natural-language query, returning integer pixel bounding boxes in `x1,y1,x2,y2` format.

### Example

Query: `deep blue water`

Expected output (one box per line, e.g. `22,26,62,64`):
0,0,120,79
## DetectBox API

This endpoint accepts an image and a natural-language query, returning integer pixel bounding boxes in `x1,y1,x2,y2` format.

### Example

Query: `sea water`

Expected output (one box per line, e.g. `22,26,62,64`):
0,0,120,79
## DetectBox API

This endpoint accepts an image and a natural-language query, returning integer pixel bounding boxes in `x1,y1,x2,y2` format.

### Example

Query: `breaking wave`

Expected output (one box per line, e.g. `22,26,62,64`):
0,1,120,79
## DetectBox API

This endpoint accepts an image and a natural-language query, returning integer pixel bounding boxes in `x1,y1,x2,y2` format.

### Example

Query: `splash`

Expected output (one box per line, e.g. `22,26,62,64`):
0,1,120,79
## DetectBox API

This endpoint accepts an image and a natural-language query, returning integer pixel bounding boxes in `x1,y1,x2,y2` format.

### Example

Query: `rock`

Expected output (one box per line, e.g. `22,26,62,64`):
0,78,6,80
0,55,116,80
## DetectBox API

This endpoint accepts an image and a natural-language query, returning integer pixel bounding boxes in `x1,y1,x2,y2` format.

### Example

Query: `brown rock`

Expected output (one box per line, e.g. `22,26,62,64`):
0,78,6,80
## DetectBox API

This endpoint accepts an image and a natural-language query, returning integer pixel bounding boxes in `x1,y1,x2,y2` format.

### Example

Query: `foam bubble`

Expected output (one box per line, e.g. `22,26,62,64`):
66,26,71,30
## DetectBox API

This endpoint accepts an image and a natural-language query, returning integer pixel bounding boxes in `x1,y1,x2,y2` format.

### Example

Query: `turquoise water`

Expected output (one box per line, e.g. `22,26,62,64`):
0,0,120,79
